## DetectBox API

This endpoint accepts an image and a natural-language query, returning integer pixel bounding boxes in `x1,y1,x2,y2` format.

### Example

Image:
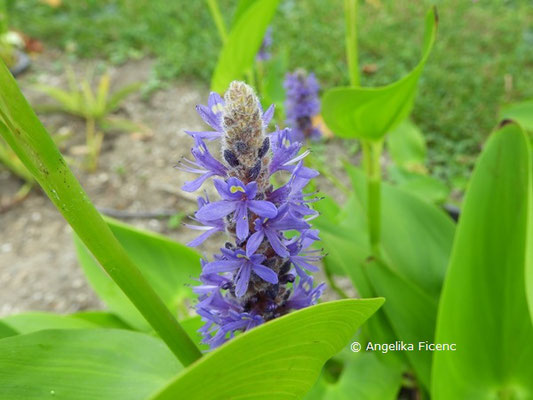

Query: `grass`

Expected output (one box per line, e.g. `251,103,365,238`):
9,0,533,188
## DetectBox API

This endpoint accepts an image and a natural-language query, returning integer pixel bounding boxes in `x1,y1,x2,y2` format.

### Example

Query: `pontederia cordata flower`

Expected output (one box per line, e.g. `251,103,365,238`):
181,81,324,348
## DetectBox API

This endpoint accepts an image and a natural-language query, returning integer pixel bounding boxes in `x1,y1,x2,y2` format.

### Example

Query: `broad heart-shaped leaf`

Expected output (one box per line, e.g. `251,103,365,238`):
432,123,533,398
0,329,182,400
211,0,280,93
500,100,533,132
305,351,403,400
322,7,437,140
150,299,384,400
74,218,201,330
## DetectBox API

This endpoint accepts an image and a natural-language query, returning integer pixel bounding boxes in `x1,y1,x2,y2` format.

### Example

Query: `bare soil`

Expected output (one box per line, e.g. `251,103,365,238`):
0,52,352,318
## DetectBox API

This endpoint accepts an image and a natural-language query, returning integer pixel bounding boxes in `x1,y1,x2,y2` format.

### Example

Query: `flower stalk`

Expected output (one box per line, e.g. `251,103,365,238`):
344,0,360,86
344,0,382,256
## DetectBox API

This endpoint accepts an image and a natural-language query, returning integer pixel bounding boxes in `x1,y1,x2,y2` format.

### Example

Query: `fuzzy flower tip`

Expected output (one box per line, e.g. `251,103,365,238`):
181,81,325,348
284,69,322,142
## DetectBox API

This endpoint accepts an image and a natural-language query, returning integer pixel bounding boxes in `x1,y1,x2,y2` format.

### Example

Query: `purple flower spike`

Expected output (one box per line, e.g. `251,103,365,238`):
179,81,324,348
284,69,322,142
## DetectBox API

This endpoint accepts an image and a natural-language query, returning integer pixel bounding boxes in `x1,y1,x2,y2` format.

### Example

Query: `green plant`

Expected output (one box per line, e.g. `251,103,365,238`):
0,136,33,201
2,2,533,398
209,0,279,93
0,57,383,398
500,99,533,140
0,0,14,67
11,0,533,188
35,68,142,170
308,5,533,397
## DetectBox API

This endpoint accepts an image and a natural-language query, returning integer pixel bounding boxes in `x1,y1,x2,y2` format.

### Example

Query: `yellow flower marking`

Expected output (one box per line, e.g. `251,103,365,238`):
230,185,245,194
211,103,225,114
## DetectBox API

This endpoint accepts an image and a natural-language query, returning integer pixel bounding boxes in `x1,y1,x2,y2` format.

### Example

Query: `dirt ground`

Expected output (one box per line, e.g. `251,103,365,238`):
0,52,352,318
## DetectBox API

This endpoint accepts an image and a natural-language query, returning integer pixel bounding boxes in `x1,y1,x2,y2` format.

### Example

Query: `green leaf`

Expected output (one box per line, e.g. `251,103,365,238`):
231,0,259,25
105,82,142,114
432,122,533,398
0,60,201,365
33,84,80,116
1,312,101,334
364,258,437,390
320,166,455,389
386,119,426,170
346,166,454,299
388,165,450,205
71,311,133,329
314,210,408,371
211,0,280,93
500,100,533,132
74,218,201,330
0,329,182,400
305,351,403,400
0,320,17,339
322,8,437,140
96,73,110,112
151,299,384,400
1,311,133,334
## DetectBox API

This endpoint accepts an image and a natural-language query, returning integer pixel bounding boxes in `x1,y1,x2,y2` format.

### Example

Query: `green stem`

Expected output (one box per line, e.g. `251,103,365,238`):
0,63,202,366
362,139,383,256
206,0,228,44
344,0,360,86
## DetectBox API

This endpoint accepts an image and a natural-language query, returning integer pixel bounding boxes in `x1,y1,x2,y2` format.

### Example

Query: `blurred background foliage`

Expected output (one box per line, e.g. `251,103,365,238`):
7,0,533,187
